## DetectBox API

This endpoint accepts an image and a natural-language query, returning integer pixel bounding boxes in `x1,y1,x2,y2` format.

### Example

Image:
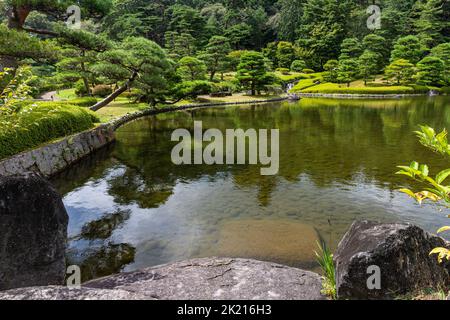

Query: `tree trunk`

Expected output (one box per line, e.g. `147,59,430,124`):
90,71,138,111
80,51,92,96
210,71,216,82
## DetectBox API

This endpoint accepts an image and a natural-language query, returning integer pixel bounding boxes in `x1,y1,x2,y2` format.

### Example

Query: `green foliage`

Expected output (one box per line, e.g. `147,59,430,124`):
200,36,231,81
339,38,362,60
391,35,425,64
431,43,450,84
323,60,339,82
276,41,297,69
290,60,306,72
358,50,379,85
337,58,359,86
0,25,56,64
396,126,450,263
176,56,207,81
171,80,212,100
0,66,33,108
236,51,272,95
61,97,98,108
0,102,98,160
415,56,445,86
385,59,416,85
315,241,336,300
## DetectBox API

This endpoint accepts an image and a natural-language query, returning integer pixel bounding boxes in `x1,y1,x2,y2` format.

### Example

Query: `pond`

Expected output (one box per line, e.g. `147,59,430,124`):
51,96,450,281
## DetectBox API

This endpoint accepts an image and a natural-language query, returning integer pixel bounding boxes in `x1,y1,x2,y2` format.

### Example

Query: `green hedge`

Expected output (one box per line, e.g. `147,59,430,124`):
0,102,99,160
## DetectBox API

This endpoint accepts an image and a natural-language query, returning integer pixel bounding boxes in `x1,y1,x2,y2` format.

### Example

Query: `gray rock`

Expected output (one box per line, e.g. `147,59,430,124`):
0,286,152,300
0,258,325,300
334,221,450,300
86,258,325,300
0,174,68,290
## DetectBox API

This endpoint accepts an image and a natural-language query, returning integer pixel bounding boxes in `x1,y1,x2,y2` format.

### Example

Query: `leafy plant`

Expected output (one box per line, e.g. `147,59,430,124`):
0,66,34,111
396,125,450,263
315,241,336,299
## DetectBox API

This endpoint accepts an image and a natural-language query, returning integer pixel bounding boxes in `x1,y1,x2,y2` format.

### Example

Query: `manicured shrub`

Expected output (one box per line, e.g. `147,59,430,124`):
60,97,98,108
0,102,99,160
92,85,113,97
302,68,315,74
290,60,306,72
276,68,290,75
74,79,89,96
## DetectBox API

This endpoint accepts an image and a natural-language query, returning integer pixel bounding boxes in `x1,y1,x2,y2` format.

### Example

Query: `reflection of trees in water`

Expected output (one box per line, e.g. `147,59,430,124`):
67,242,135,283
81,209,131,240
67,208,135,283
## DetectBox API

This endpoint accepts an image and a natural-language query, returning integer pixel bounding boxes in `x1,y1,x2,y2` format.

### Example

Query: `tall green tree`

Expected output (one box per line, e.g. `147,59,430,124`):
413,0,449,48
297,0,354,69
358,50,379,85
385,59,416,85
339,38,362,60
337,58,359,87
91,37,172,110
176,56,207,81
390,35,425,64
323,59,339,82
201,36,232,81
276,42,297,69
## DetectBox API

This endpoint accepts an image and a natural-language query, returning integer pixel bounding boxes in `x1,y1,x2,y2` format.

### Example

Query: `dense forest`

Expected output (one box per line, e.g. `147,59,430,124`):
1,0,449,98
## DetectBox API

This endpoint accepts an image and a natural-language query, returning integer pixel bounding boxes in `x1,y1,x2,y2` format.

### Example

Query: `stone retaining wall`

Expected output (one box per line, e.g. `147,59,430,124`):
0,124,115,178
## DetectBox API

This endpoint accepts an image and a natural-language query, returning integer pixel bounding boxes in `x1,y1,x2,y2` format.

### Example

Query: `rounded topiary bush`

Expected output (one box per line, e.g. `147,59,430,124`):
290,60,306,72
276,68,290,75
302,68,315,74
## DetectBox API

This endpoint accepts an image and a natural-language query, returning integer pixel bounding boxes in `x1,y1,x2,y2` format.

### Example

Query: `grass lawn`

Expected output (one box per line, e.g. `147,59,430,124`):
55,88,77,100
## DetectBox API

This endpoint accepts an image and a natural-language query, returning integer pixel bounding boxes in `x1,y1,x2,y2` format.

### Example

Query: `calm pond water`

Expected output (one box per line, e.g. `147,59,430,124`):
52,96,450,281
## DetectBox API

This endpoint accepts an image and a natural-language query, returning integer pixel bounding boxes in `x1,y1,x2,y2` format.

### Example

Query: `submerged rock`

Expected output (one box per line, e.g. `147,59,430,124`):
334,221,450,300
0,174,68,290
0,258,325,300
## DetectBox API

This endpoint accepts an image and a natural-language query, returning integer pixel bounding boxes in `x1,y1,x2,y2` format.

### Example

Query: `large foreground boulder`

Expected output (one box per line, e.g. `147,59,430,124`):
0,174,68,290
0,258,325,300
334,221,450,299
